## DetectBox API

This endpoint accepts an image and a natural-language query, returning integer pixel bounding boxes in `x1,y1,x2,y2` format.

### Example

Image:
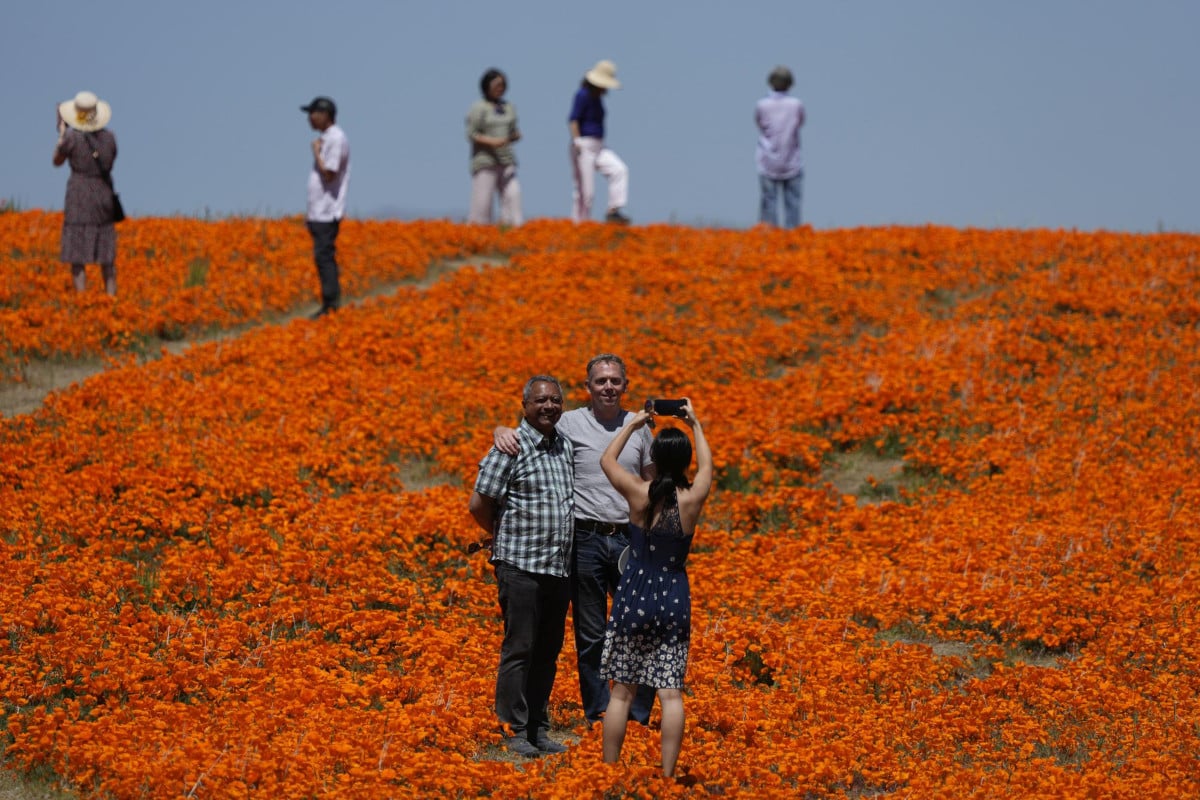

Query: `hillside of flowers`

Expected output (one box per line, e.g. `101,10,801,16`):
1,215,1199,798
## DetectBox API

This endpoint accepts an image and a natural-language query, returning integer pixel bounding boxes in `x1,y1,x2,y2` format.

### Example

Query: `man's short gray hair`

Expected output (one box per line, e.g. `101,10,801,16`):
523,374,564,402
585,353,627,382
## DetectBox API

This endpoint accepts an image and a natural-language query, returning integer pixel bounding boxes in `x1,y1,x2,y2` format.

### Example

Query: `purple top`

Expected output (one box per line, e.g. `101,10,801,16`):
569,87,605,138
755,91,805,179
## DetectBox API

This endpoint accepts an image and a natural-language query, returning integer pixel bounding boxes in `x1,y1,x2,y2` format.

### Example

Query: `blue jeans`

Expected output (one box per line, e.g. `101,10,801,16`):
572,525,656,723
759,173,803,228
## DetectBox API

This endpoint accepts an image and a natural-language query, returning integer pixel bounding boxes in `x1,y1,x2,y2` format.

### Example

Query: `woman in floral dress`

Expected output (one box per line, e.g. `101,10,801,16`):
598,400,712,777
54,91,119,295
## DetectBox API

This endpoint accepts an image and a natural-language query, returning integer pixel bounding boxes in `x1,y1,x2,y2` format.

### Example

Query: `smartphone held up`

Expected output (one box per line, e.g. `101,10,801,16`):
645,398,687,419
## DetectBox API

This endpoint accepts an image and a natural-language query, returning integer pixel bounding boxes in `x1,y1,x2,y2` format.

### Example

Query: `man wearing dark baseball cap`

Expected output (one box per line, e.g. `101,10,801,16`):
301,96,337,116
300,95,350,318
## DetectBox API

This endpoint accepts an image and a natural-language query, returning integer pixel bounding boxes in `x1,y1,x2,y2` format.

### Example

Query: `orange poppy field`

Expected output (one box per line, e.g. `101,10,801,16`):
1,211,1198,798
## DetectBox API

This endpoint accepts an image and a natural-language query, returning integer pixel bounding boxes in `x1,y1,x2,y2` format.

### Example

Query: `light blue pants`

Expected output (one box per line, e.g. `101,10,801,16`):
759,173,803,228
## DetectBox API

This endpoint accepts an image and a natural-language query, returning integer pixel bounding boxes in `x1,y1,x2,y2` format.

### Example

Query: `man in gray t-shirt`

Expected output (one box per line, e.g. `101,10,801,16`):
495,353,658,724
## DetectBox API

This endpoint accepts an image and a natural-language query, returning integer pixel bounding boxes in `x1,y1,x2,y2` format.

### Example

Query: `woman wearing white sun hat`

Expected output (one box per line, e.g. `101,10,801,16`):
568,60,630,224
53,90,120,295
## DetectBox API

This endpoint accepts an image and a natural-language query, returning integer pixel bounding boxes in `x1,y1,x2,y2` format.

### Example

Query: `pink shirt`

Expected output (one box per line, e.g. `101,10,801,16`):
755,92,805,180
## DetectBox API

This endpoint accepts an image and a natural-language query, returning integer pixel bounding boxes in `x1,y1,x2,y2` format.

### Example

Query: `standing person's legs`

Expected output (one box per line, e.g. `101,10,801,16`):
602,681,635,763
71,263,87,292
497,165,523,227
469,168,498,224
571,528,614,722
98,226,116,295
525,573,570,746
306,220,341,312
759,175,780,226
571,138,601,222
657,688,685,777
101,263,116,296
493,562,539,739
783,172,803,229
595,147,628,213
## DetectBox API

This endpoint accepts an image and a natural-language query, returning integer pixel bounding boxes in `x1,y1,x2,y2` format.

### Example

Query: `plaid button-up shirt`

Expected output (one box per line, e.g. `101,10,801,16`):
473,418,575,577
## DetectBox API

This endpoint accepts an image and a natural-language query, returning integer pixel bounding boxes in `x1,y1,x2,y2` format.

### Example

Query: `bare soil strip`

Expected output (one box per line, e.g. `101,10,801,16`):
0,256,510,420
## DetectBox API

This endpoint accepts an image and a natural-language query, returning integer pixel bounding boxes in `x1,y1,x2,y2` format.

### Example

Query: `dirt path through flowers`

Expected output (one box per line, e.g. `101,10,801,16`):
0,256,510,420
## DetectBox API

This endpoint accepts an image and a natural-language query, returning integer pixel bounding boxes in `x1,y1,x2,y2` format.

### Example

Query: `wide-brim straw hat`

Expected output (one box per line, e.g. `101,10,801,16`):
59,91,111,132
585,60,621,90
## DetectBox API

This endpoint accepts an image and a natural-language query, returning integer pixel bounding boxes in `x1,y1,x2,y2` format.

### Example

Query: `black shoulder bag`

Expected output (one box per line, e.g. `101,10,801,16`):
83,132,125,223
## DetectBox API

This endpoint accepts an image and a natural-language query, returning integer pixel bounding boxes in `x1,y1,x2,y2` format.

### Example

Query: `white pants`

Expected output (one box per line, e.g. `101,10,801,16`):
570,137,628,222
469,164,523,226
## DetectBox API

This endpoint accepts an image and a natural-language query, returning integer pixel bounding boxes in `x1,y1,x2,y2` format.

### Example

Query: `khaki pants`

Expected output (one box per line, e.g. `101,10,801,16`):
469,165,522,225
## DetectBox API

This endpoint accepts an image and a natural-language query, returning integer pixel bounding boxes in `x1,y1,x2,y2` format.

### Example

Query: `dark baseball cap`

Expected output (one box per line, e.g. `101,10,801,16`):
300,96,337,115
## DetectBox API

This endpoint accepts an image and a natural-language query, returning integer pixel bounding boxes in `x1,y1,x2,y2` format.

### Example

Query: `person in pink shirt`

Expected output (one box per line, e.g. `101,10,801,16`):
755,66,806,228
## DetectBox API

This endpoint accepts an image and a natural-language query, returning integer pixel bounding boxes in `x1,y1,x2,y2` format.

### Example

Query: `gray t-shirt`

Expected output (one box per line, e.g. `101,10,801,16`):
557,407,653,524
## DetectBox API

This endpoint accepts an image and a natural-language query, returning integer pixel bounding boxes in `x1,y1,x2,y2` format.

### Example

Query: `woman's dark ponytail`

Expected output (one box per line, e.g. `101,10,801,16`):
644,428,693,526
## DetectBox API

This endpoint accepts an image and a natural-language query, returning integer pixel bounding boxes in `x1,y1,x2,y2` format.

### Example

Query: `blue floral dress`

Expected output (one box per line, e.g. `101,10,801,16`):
600,491,693,689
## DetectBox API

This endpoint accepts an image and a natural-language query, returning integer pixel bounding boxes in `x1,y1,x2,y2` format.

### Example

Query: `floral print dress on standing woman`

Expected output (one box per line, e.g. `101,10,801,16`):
59,127,117,264
600,489,693,688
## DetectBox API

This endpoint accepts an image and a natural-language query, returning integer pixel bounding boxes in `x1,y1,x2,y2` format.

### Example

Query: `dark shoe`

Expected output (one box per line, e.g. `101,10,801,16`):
309,305,337,320
533,736,568,754
504,736,541,758
605,209,631,225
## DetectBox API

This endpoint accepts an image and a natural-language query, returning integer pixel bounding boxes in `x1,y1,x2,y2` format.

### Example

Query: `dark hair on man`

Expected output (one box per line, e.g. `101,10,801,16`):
645,428,693,526
585,353,627,383
768,66,794,92
523,374,563,402
480,68,507,99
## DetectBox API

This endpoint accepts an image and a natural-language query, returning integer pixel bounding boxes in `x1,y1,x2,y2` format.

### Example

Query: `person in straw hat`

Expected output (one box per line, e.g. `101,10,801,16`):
568,60,630,225
53,90,119,295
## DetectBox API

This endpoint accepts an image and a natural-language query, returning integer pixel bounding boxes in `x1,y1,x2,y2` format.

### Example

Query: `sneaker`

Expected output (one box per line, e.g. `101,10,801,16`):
605,209,631,225
533,736,568,754
504,736,542,758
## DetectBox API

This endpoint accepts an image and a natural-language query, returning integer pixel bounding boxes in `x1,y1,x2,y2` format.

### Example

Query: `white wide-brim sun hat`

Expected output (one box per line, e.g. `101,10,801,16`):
585,60,621,90
59,91,112,132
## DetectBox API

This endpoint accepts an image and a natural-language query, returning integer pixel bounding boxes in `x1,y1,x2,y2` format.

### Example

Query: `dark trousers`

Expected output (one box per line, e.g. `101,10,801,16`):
494,562,570,741
572,526,656,723
306,219,341,309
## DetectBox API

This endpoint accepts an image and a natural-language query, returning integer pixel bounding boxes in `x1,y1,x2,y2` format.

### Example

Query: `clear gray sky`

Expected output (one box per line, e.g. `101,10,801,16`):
4,1,1197,231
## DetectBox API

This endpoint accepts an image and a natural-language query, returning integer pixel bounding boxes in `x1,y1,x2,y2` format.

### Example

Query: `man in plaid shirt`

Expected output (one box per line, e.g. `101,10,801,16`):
469,375,575,758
